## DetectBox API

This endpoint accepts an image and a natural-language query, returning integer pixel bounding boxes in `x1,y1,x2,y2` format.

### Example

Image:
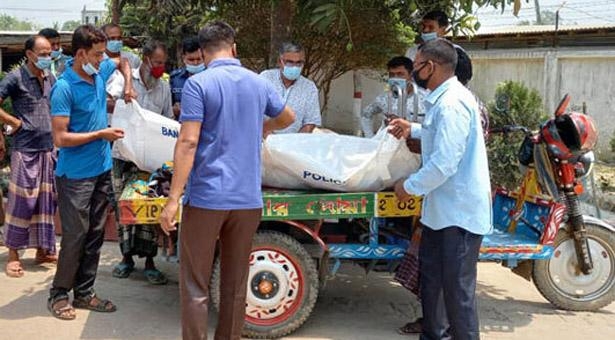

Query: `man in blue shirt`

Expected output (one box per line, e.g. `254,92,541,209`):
159,21,295,340
389,39,492,340
47,24,134,321
170,36,205,119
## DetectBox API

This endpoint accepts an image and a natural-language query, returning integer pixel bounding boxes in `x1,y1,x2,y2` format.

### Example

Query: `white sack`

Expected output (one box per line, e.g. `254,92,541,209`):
111,100,179,173
262,128,421,192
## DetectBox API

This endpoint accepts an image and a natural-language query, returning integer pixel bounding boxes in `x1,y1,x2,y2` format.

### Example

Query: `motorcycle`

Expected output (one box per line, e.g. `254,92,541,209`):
489,94,615,311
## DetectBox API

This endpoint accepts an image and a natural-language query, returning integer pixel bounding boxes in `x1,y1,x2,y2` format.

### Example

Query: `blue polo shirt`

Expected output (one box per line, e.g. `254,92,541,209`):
50,59,117,179
180,58,285,210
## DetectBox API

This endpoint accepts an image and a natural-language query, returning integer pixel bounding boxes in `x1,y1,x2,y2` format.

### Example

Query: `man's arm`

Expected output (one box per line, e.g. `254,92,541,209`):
0,98,22,132
264,106,295,136
299,83,321,133
161,83,174,119
159,121,201,235
52,116,124,147
402,104,471,196
0,75,22,132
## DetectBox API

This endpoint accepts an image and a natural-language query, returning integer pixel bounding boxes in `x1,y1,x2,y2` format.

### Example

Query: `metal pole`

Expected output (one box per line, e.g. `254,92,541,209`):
584,101,602,219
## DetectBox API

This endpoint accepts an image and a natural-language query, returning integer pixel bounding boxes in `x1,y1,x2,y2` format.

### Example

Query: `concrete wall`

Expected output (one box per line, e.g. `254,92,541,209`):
323,46,615,159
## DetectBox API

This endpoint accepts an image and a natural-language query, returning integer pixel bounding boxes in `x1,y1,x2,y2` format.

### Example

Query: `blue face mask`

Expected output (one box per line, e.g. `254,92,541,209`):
82,62,99,76
388,77,407,91
106,40,123,53
421,31,438,42
282,65,302,81
51,48,63,60
34,56,52,70
185,63,205,74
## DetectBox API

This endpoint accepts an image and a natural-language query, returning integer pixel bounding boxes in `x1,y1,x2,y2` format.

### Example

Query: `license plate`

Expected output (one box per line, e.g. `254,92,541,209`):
119,197,181,224
375,192,422,217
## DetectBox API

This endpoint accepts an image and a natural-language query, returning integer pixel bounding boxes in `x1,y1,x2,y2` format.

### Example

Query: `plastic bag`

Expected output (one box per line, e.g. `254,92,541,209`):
262,128,420,192
111,100,179,173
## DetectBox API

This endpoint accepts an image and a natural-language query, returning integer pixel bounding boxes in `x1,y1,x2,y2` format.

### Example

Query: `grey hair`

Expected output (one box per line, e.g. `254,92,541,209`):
278,42,304,55
418,38,457,72
142,40,167,57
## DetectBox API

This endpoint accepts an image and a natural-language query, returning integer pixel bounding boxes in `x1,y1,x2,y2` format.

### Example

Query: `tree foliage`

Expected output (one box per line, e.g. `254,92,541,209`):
486,81,547,189
0,14,38,31
61,20,82,32
114,0,525,110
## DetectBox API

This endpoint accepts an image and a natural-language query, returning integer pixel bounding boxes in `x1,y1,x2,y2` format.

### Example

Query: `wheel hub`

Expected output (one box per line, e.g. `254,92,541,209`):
251,271,280,299
548,237,615,300
245,249,301,321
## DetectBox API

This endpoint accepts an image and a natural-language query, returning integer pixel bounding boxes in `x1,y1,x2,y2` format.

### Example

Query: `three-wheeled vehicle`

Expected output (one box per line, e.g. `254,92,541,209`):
117,95,615,339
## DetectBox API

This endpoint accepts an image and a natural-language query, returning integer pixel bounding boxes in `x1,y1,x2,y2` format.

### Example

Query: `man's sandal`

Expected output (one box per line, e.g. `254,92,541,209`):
398,318,423,335
47,296,76,321
72,294,117,313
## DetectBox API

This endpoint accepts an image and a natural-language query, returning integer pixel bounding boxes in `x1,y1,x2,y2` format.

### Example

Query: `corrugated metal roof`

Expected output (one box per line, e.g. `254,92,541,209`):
472,24,615,36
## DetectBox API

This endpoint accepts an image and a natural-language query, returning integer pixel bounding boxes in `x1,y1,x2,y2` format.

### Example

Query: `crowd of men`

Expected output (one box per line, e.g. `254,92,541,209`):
0,9,491,340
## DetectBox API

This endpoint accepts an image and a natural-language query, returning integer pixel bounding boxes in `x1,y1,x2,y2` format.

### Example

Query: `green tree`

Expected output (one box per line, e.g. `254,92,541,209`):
0,14,37,31
61,20,82,31
487,81,547,189
115,0,525,110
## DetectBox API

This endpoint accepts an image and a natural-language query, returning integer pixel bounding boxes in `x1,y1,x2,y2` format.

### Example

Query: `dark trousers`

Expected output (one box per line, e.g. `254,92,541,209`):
50,171,112,300
180,205,261,340
419,226,483,340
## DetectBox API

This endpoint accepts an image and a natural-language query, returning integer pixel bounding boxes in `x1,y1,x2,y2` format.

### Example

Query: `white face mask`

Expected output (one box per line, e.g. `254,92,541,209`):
82,62,98,75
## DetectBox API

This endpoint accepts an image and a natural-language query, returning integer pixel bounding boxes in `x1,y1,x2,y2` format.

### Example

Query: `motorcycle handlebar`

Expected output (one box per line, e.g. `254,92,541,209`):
489,125,531,135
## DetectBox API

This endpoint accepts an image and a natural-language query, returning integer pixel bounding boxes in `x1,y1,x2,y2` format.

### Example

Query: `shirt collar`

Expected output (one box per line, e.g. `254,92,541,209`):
424,76,458,105
207,58,241,68
22,64,50,80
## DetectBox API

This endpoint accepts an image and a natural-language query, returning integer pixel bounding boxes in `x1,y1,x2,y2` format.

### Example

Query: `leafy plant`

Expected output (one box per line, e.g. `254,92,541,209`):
486,81,547,190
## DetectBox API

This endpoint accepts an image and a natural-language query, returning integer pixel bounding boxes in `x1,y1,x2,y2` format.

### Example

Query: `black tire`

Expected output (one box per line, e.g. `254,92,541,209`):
210,231,319,339
533,223,615,311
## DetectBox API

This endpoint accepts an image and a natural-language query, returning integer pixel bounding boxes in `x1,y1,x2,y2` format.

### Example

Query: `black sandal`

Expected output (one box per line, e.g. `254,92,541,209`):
398,318,423,335
47,296,76,320
73,294,117,313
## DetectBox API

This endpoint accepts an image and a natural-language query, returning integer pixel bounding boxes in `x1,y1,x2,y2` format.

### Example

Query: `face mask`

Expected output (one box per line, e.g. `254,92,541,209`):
149,59,165,79
82,62,99,76
185,63,205,74
412,63,431,90
51,48,63,60
106,40,123,53
388,78,407,91
34,56,52,70
282,65,302,81
421,32,438,42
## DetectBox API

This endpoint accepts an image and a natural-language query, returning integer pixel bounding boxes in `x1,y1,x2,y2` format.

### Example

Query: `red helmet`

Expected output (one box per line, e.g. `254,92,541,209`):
540,112,597,160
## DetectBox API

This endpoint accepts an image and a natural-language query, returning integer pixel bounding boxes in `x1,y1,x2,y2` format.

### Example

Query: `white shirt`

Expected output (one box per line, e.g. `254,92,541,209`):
107,68,173,119
260,69,321,133
360,87,426,137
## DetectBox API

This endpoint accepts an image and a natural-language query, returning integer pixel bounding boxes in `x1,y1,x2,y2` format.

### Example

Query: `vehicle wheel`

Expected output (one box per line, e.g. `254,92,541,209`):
210,231,319,338
533,222,615,311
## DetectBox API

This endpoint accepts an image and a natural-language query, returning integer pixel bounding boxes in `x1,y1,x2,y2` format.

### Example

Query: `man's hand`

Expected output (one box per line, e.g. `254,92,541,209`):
99,127,125,141
160,199,179,236
263,128,273,140
394,179,412,202
123,87,137,103
0,137,5,160
387,118,411,140
7,119,22,136
173,103,181,118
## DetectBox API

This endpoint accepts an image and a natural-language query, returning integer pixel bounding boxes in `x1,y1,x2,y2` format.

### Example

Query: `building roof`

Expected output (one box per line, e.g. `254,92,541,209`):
452,24,615,50
473,24,615,36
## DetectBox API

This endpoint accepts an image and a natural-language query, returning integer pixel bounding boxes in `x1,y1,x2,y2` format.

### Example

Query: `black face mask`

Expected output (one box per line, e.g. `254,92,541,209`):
412,62,432,89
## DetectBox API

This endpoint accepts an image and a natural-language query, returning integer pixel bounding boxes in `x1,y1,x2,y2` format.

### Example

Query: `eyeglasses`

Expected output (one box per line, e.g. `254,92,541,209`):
281,59,305,67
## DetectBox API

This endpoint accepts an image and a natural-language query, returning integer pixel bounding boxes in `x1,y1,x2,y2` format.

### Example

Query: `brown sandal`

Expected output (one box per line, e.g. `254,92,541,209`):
398,318,423,335
73,294,117,313
5,260,24,278
47,297,76,320
35,250,58,264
